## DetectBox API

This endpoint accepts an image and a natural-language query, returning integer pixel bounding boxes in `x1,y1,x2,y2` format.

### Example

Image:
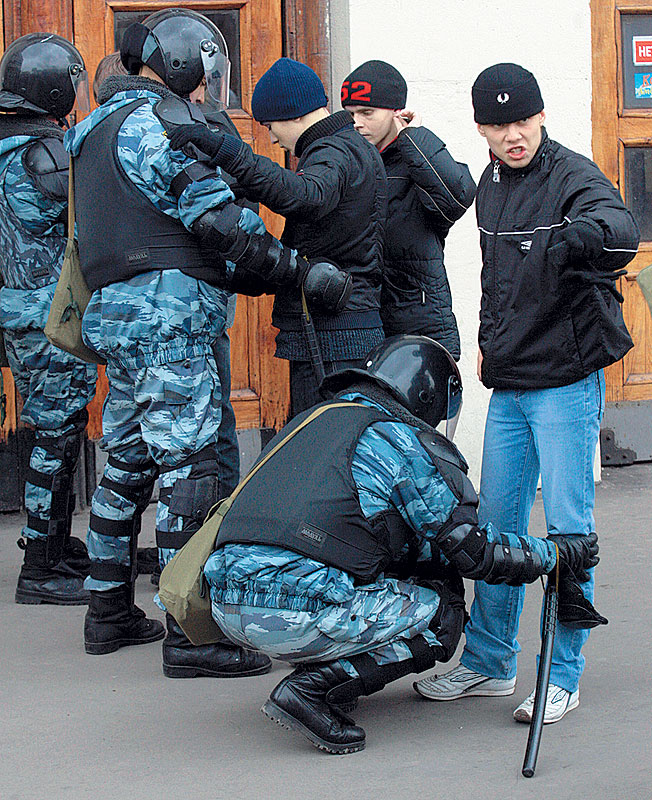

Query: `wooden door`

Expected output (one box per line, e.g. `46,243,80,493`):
593,1,652,404
71,0,289,436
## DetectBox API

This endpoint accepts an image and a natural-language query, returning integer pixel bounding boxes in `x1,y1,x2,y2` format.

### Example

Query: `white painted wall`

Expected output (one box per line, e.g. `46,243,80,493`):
331,0,593,482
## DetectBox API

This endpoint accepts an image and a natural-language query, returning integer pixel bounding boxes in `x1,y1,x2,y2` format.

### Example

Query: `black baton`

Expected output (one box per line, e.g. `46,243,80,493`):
522,563,559,778
300,286,325,387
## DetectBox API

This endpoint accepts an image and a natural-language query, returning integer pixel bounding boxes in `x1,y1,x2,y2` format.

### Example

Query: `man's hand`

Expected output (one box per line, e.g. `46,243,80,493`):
302,259,352,315
546,220,604,269
477,349,483,381
393,109,423,135
548,532,599,583
168,123,225,160
557,574,608,629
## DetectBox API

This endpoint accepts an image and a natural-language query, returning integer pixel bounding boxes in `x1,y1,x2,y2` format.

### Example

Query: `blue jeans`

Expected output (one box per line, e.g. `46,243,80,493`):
461,371,605,692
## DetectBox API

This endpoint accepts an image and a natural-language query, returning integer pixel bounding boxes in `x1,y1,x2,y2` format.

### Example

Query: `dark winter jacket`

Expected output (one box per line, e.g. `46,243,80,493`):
477,130,638,389
210,110,387,359
380,126,476,359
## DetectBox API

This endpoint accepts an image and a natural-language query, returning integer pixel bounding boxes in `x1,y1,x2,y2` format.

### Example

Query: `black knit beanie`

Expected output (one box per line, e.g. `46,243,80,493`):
341,60,407,109
251,58,328,122
472,63,543,124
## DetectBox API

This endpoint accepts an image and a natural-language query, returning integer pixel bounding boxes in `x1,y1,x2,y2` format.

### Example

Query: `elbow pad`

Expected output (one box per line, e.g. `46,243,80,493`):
22,138,69,201
435,505,547,585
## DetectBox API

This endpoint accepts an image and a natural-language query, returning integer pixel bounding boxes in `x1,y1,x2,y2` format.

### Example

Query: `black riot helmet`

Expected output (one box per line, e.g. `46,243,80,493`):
321,335,463,437
120,8,231,107
0,33,88,121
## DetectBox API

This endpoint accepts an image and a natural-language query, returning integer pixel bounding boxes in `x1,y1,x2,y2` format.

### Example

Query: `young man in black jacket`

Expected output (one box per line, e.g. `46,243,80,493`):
341,60,476,360
415,64,639,724
170,58,387,415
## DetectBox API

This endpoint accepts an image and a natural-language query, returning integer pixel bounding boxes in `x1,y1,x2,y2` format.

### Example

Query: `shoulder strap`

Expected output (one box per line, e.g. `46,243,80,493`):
416,428,476,503
67,156,74,241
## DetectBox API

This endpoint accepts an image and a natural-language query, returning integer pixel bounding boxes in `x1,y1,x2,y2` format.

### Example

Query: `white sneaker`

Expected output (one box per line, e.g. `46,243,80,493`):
513,684,580,724
413,664,516,701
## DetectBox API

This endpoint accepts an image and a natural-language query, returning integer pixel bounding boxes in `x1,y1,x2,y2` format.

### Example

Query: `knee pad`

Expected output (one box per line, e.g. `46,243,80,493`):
88,457,158,584
156,473,219,550
326,636,445,708
157,447,220,550
25,429,86,562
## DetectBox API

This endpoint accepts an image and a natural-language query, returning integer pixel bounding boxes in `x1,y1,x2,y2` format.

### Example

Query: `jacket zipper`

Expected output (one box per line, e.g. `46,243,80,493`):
489,162,510,368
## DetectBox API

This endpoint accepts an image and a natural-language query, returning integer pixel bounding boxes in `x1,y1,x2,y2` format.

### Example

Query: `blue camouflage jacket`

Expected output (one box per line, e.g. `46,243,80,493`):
64,83,266,367
204,393,557,611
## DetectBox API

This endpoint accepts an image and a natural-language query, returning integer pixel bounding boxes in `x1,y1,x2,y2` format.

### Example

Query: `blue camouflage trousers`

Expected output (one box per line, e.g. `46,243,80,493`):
81,271,229,592
0,285,97,542
212,577,444,675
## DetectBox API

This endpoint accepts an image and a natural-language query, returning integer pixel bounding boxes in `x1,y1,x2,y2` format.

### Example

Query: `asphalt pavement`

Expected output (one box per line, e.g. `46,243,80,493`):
1,463,650,800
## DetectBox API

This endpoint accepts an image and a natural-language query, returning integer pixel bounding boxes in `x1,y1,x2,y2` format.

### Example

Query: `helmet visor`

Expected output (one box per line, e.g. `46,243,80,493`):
200,41,230,110
69,63,90,118
445,374,463,440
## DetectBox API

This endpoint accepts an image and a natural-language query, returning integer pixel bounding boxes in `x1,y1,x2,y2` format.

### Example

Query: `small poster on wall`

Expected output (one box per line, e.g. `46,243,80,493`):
623,16,652,109
633,36,652,65
634,73,652,99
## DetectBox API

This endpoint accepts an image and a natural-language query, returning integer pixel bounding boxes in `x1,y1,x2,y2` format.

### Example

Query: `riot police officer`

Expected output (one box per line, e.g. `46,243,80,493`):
0,33,98,606
66,8,349,673
202,335,601,753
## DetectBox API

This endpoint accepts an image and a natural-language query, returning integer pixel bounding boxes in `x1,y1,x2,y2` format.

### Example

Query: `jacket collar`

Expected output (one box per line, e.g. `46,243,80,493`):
379,134,400,159
294,110,353,158
97,75,176,105
0,115,63,144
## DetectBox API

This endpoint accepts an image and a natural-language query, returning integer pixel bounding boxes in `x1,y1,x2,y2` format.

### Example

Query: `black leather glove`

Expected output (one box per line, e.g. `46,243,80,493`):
548,532,599,583
546,220,604,269
557,574,608,629
302,259,353,315
168,123,226,160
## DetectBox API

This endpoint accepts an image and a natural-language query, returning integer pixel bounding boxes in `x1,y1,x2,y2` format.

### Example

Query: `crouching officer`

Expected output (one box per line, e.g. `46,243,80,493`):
0,34,98,605
202,335,600,754
66,7,348,670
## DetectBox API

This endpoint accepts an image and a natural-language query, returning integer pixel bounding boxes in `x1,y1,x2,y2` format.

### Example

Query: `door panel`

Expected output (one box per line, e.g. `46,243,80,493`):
593,1,652,405
70,0,289,436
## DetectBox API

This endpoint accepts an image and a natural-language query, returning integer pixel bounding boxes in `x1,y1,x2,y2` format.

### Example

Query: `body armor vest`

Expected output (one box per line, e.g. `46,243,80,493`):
217,402,417,584
74,99,218,292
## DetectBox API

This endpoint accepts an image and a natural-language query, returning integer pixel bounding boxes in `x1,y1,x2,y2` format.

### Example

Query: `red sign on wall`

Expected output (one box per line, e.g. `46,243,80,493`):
633,37,652,65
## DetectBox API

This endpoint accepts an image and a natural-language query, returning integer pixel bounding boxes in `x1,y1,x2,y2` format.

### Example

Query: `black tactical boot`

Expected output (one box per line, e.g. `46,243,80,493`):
262,663,366,754
15,536,90,605
84,585,165,655
162,614,272,678
63,535,91,577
